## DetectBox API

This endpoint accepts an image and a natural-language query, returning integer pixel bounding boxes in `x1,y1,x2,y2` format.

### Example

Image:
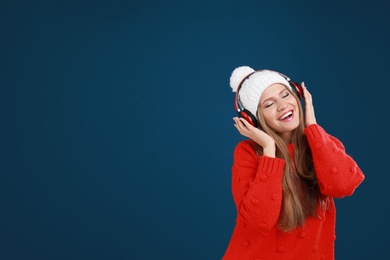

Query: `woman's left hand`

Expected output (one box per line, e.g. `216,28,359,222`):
302,82,317,126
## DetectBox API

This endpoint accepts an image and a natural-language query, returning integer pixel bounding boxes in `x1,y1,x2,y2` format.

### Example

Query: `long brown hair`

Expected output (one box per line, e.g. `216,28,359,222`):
256,87,327,232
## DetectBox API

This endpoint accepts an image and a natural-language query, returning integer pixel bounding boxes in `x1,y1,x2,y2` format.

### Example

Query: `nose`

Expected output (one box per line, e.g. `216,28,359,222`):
277,100,288,111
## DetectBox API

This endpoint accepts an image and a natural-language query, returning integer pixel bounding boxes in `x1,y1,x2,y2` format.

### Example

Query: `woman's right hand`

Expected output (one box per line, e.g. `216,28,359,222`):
233,117,276,157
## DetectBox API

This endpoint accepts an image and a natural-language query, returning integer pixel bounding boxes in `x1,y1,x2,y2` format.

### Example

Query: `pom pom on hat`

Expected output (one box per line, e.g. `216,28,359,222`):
230,66,255,92
230,66,292,121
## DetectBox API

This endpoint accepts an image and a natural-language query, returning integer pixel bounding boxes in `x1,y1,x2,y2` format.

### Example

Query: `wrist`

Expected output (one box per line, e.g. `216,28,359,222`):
263,145,276,158
305,119,317,127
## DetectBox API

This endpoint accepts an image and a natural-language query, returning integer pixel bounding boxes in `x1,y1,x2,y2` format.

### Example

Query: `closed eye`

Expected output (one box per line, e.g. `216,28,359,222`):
282,92,290,98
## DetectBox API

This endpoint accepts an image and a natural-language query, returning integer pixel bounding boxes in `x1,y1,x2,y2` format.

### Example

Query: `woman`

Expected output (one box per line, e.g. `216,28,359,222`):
222,66,364,260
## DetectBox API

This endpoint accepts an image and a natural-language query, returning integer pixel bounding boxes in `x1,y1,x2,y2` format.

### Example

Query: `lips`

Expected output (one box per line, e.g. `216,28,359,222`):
278,110,293,121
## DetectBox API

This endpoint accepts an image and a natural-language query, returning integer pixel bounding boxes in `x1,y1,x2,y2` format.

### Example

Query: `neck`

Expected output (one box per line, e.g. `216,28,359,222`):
279,132,293,144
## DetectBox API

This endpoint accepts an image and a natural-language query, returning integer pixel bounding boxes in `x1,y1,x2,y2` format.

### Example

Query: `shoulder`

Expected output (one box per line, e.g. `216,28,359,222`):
305,124,345,151
234,140,259,158
235,139,258,151
328,134,345,150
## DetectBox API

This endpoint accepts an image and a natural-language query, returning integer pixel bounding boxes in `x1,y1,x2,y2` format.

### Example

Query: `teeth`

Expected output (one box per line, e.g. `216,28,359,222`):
280,111,292,120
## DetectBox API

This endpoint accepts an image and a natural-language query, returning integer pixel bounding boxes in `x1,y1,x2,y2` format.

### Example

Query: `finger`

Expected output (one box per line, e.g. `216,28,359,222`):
301,82,308,93
233,117,243,127
238,117,251,128
233,118,245,132
233,117,246,129
237,120,249,133
302,83,312,99
237,119,253,134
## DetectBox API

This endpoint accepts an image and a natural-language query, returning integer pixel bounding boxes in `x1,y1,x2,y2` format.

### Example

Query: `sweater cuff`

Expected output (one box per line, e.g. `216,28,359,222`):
257,156,285,177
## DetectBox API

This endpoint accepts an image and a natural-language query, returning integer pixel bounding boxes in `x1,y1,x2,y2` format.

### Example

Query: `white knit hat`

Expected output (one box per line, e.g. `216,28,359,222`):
230,66,291,119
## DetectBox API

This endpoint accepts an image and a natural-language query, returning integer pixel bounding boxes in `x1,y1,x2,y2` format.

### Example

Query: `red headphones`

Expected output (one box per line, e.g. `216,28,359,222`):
234,70,303,128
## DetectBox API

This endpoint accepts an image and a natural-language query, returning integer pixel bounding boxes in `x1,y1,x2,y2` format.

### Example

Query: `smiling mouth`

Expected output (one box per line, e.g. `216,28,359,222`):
279,110,293,121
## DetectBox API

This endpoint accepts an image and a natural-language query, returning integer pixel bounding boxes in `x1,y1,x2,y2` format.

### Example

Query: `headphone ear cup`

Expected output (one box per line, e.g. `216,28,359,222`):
289,81,303,99
239,109,259,128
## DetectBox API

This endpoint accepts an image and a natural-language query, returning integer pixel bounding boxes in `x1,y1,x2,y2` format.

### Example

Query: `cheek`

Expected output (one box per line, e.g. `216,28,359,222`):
262,110,276,125
288,96,298,106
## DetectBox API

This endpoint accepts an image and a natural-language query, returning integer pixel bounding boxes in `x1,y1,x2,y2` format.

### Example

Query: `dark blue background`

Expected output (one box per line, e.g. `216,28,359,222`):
2,0,388,259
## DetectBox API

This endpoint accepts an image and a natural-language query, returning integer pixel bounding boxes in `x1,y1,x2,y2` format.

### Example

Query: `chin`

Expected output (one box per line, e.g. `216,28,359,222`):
281,123,300,134
290,121,300,131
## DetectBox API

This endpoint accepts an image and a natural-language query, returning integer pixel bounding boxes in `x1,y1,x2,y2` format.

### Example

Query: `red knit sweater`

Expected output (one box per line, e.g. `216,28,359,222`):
222,124,364,260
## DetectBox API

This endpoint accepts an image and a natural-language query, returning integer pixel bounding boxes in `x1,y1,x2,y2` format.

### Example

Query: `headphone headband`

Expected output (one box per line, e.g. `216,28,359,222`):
234,69,303,128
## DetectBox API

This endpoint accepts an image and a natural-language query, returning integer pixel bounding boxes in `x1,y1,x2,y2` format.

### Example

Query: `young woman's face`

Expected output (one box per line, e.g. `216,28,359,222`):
259,83,300,140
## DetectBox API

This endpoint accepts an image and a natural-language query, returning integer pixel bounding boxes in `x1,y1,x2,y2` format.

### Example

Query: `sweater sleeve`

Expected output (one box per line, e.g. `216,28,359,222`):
304,124,365,198
231,140,285,231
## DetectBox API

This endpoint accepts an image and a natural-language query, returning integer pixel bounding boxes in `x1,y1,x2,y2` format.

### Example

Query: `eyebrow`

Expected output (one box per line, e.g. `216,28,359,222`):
261,89,288,105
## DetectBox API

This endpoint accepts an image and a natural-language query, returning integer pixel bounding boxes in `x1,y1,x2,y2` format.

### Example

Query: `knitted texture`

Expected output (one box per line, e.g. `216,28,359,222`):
230,66,291,119
222,124,364,260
